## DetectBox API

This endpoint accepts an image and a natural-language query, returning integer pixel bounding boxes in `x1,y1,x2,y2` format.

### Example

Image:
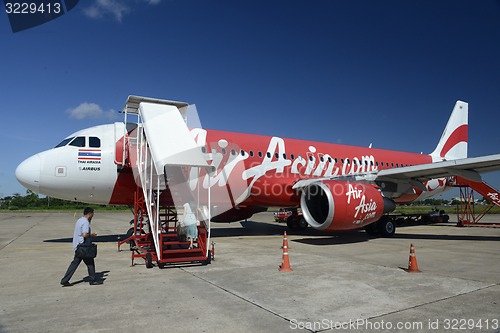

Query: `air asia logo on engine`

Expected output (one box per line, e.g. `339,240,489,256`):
346,184,378,224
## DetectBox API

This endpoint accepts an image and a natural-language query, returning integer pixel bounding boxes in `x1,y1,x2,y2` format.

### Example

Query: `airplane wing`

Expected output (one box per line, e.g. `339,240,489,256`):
293,154,500,191
377,154,500,183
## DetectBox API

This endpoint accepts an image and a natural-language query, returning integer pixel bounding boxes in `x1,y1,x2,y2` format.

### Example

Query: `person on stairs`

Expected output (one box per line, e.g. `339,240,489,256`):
182,203,198,249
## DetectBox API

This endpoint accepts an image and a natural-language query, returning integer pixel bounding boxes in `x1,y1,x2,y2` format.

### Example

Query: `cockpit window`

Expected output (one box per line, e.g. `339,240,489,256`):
69,136,86,147
55,137,74,148
89,137,101,148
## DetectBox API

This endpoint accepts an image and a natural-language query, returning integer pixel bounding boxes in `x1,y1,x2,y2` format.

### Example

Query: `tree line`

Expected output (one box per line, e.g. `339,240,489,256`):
1,190,491,211
0,190,127,210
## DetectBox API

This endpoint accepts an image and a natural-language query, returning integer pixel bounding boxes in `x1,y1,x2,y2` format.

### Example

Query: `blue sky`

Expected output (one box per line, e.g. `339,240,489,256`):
1,0,500,199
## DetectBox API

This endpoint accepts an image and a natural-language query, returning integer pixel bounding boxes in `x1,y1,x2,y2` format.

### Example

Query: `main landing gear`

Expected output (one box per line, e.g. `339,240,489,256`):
364,216,396,237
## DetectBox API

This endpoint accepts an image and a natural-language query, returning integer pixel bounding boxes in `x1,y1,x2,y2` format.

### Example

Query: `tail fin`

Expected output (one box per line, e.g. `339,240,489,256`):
430,101,468,161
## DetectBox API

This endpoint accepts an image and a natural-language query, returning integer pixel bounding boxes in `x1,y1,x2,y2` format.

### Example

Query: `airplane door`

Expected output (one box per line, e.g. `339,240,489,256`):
114,122,127,165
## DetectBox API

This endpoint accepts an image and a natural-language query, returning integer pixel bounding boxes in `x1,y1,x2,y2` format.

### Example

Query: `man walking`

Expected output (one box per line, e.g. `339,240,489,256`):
61,207,102,286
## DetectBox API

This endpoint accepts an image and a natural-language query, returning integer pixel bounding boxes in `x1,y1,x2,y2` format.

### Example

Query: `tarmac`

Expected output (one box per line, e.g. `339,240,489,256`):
0,211,499,333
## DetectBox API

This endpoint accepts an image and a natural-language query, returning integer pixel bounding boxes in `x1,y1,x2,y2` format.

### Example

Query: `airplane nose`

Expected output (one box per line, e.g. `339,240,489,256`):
15,154,41,193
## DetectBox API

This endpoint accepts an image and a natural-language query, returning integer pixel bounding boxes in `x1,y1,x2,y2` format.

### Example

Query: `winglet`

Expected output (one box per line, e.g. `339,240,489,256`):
430,101,468,161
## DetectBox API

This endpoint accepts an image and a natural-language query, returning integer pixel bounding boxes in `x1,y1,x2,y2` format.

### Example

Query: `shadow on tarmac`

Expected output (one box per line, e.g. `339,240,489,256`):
42,221,500,245
292,234,370,246
43,234,126,243
69,270,110,286
392,233,500,242
211,220,328,237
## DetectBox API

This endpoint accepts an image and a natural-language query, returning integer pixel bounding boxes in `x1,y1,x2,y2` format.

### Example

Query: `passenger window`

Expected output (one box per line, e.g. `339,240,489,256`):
89,137,101,148
69,136,86,147
231,149,236,156
241,150,246,156
201,147,207,153
266,152,271,158
283,153,287,159
250,151,254,157
275,153,279,158
291,154,295,160
258,151,263,158
222,148,226,155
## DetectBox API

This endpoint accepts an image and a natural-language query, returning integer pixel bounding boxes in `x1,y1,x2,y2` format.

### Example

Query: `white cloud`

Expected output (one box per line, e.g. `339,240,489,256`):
66,102,118,120
83,0,131,22
83,0,162,22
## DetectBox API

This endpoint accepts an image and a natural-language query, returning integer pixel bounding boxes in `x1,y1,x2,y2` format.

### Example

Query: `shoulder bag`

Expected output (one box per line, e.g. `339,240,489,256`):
75,243,97,259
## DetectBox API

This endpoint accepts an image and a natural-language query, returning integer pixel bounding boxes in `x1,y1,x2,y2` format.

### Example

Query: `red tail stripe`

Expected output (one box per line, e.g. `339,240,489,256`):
440,124,468,157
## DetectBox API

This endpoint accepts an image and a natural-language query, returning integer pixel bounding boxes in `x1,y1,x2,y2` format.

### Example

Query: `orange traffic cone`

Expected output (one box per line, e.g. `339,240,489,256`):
405,243,421,273
279,232,293,272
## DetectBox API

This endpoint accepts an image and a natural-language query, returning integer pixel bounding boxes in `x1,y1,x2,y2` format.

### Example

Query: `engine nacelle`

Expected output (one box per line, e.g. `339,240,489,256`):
300,180,395,231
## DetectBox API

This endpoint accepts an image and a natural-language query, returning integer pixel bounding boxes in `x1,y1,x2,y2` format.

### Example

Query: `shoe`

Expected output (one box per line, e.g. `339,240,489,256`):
89,280,103,285
61,282,73,287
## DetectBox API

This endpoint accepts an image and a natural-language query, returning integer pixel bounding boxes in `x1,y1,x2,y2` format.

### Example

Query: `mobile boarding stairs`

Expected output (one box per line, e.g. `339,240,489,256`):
451,177,500,227
117,96,214,268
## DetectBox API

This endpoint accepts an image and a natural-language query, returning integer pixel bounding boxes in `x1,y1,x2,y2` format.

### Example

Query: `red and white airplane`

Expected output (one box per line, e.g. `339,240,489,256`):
15,97,500,236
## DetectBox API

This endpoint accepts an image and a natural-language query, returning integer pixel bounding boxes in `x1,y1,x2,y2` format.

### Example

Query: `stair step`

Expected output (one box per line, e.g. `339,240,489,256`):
164,248,203,254
162,240,183,244
158,255,208,264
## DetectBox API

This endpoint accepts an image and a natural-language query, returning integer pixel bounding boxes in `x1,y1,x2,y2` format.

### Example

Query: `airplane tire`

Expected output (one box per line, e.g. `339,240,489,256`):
126,228,136,250
145,253,154,269
298,218,308,230
378,218,396,237
126,227,134,242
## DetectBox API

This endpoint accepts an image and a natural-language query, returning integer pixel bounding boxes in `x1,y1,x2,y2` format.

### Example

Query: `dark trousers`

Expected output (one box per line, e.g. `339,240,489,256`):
61,254,96,284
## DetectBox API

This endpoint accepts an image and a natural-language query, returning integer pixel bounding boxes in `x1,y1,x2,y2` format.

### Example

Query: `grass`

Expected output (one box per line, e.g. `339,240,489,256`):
393,204,500,215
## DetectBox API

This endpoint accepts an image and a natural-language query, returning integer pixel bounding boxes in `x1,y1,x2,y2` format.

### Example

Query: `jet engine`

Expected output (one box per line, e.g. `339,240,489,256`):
300,180,396,231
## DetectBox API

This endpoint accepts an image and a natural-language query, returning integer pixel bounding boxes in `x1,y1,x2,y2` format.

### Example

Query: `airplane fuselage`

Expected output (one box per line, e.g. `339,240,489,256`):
16,123,444,208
